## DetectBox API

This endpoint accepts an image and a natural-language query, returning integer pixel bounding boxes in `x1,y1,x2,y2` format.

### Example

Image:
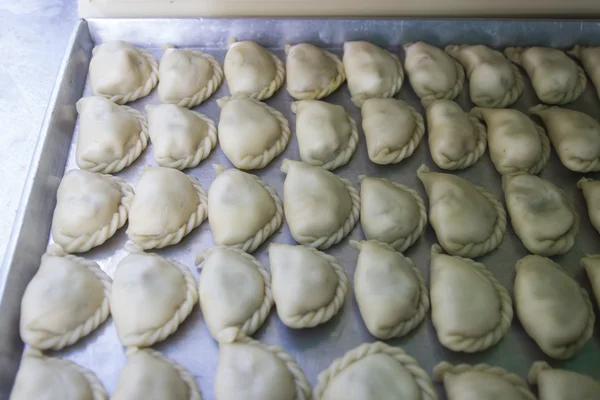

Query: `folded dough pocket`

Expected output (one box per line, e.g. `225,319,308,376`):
292,100,358,171
269,243,348,328
581,254,600,307
569,45,600,101
578,178,600,234
281,160,360,249
217,96,290,170
515,255,595,360
503,173,579,256
528,361,600,400
417,164,506,258
75,96,149,174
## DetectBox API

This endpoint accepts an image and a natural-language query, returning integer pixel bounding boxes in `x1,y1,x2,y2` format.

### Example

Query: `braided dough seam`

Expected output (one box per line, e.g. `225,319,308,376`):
218,327,311,400
314,342,437,400
22,247,111,350
285,45,346,100
196,246,274,337
127,174,207,250
430,244,513,352
52,174,134,253
350,51,404,107
430,113,487,170
433,361,536,400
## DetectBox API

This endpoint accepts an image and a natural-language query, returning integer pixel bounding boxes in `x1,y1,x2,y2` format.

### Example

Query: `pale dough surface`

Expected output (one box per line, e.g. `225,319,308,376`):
361,98,424,165
515,255,594,359
569,45,600,100
403,41,464,106
503,173,578,256
343,41,403,106
286,43,344,99
578,178,600,234
471,107,549,174
581,255,600,307
529,361,600,400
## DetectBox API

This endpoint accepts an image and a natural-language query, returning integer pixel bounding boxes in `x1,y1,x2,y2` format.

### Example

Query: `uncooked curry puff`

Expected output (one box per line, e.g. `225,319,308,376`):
342,41,404,107
208,165,282,253
196,246,273,339
429,245,512,352
427,100,487,170
434,362,536,400
127,166,207,249
569,45,600,100
581,255,600,307
89,40,158,104
224,39,284,100
505,46,586,104
292,100,358,170
471,107,550,175
514,255,595,359
503,173,579,256
578,178,600,234
269,243,347,328
217,96,290,170
359,175,426,252
314,342,437,400
361,98,425,165
112,348,202,400
50,169,133,253
215,327,311,400
20,248,111,350
403,41,465,107
76,96,149,174
10,349,107,400
417,165,506,258
281,160,360,249
530,105,600,172
445,44,524,108
158,46,223,108
111,251,198,347
351,240,429,339
528,361,600,400
285,43,345,100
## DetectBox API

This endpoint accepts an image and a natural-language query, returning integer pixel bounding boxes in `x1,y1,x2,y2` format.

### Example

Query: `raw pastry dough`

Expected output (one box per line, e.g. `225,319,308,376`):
528,361,600,400
351,240,429,339
10,348,107,400
581,255,600,307
578,178,600,234
269,243,348,328
427,100,487,170
224,39,284,100
361,98,424,165
530,105,600,172
111,251,199,347
514,255,595,359
433,362,536,400
20,247,111,350
281,160,360,249
403,41,465,107
215,327,311,400
75,96,149,174
196,246,273,339
445,44,524,108
503,173,579,256
292,100,358,170
146,104,217,170
471,107,550,175
158,46,223,108
417,164,506,258
505,46,586,104
285,43,345,100
127,166,207,249
208,165,282,253
342,41,404,107
430,244,512,352
112,348,202,400
314,341,437,400
89,40,158,104
568,45,600,100
217,96,290,170
359,175,426,252
51,169,133,253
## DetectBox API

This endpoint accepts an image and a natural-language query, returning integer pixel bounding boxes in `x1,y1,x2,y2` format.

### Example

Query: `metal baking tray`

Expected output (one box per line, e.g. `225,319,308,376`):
2,18,600,399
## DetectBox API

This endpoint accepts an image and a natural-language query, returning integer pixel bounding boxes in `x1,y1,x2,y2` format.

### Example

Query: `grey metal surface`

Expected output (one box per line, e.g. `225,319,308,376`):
3,17,600,399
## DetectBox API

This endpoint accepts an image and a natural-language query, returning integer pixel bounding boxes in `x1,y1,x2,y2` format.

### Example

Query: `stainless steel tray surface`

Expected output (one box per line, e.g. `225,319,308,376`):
2,18,600,399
